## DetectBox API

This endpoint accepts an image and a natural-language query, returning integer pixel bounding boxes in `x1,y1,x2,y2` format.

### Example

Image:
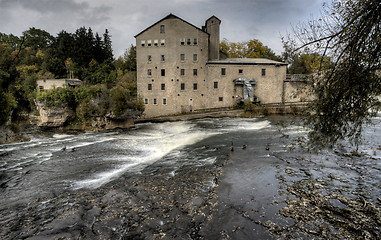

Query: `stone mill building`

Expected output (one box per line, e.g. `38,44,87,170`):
135,14,288,118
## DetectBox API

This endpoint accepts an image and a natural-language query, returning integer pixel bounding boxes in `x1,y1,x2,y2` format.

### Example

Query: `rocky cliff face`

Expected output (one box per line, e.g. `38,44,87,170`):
90,109,143,129
35,100,142,130
35,101,75,128
0,125,30,144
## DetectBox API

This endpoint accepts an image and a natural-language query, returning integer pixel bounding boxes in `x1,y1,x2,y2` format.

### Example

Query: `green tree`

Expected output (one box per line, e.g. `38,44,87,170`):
23,27,54,50
286,0,381,147
220,38,281,61
102,29,113,61
0,33,21,50
287,53,333,74
125,45,136,72
0,90,17,125
50,30,75,63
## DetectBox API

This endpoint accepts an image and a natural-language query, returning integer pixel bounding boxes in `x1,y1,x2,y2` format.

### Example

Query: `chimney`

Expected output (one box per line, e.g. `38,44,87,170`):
204,16,221,60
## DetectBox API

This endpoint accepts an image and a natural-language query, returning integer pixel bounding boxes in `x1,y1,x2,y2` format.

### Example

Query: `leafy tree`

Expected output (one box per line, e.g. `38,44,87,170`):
220,38,282,61
0,33,21,50
115,45,137,72
0,90,17,125
23,27,54,50
86,60,117,84
286,53,333,74
48,57,66,78
285,0,381,147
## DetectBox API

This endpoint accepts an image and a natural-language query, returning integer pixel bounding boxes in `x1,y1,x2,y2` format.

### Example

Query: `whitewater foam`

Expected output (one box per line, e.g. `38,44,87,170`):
73,121,213,189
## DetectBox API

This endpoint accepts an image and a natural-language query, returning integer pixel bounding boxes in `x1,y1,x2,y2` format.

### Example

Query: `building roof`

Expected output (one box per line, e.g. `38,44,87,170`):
205,15,221,24
207,58,287,66
134,13,208,38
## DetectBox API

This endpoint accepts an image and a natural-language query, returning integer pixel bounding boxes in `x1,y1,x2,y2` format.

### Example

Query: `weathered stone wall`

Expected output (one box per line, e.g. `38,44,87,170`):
283,75,315,103
206,62,287,108
136,16,210,118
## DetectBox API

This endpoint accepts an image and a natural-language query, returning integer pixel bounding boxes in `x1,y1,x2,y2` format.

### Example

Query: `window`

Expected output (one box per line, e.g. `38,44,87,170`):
181,83,185,91
154,40,158,46
193,69,197,76
161,83,165,90
141,40,145,47
180,38,185,45
180,54,185,61
187,38,191,45
147,40,152,47
239,69,243,74
160,25,165,33
221,68,226,76
153,98,157,104
39,86,44,90
161,69,165,76
161,55,165,62
193,83,198,90
147,69,152,76
144,98,148,104
148,55,152,62
161,39,165,46
262,68,266,76
219,97,223,102
148,83,152,90
180,69,185,76
214,81,218,89
193,54,198,61
194,38,198,45
163,98,167,105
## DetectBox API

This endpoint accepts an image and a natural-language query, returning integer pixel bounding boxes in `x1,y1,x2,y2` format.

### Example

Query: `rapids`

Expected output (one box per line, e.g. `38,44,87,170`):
0,116,380,239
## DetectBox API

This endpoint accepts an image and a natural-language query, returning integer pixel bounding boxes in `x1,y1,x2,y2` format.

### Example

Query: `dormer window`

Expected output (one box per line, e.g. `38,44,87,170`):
160,25,165,33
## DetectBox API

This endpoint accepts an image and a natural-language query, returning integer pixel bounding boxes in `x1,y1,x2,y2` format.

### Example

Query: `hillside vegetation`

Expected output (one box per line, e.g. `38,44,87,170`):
0,27,142,127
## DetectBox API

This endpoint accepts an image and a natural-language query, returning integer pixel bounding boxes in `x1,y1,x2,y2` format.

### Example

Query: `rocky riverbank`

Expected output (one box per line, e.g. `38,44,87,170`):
0,115,380,239
1,141,231,239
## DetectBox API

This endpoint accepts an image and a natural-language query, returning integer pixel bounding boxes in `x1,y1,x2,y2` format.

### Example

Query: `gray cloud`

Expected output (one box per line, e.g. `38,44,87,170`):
0,0,89,13
0,0,324,56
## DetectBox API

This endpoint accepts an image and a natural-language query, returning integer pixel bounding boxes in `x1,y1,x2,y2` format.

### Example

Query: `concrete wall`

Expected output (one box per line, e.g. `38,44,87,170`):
283,75,315,103
37,79,67,90
36,79,82,91
205,63,287,108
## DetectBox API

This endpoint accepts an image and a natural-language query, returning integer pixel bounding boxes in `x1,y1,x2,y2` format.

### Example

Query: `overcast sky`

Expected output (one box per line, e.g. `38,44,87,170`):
0,0,324,57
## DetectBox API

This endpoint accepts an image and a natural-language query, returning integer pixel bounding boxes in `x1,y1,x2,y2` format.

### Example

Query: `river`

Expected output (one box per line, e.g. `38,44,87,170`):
0,115,380,239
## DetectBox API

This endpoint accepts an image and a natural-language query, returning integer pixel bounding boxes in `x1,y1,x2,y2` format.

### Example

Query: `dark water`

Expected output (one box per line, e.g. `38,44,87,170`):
0,115,380,239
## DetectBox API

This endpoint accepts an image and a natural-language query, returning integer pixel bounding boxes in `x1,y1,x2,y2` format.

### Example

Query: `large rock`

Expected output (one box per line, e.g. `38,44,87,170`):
91,109,143,130
35,101,74,128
